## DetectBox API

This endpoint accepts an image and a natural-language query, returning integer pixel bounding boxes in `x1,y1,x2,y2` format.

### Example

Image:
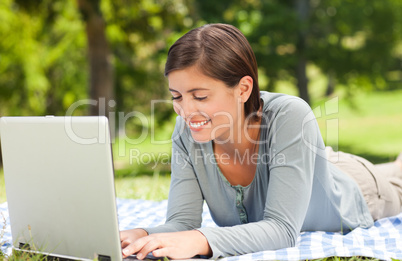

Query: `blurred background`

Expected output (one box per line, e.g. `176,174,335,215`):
0,0,401,201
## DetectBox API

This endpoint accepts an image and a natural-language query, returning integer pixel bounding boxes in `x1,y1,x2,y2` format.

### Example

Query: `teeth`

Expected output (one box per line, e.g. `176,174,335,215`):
189,120,209,128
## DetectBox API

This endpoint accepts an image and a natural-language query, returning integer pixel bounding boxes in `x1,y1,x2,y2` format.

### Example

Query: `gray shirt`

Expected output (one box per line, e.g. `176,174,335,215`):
144,92,373,258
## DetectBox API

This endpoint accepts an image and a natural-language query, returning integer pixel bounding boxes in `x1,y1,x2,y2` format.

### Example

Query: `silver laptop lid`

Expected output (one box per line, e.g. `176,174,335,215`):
0,116,122,260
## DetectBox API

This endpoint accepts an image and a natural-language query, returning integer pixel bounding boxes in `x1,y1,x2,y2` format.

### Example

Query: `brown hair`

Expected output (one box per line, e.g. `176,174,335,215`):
165,23,261,121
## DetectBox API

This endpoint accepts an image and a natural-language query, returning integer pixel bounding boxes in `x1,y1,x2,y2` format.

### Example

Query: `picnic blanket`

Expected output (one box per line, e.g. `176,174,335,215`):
1,199,402,260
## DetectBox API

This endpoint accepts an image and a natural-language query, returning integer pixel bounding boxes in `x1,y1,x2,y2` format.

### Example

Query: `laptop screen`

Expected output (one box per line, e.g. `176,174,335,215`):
0,116,122,260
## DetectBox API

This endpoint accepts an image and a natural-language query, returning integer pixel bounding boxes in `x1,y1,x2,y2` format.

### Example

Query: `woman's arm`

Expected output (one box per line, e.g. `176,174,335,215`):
120,118,209,258
147,118,205,233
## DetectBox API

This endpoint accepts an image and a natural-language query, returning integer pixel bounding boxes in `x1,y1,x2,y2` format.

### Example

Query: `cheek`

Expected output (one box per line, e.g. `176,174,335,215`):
209,100,238,119
173,103,182,116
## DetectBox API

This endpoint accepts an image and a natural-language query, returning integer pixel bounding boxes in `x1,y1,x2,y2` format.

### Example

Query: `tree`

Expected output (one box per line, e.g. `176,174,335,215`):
193,0,402,104
295,0,310,104
0,0,88,116
309,0,402,93
99,0,194,130
1,0,400,119
77,0,114,117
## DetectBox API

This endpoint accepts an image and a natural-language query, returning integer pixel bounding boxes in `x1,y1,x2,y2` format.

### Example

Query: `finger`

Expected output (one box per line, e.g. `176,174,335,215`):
122,236,153,258
119,230,129,242
121,240,130,249
151,248,170,259
136,237,165,260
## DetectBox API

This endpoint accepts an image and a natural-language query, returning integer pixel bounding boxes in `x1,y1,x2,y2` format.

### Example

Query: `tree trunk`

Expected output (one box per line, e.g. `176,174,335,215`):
325,70,336,96
77,0,114,117
295,0,310,105
0,143,2,167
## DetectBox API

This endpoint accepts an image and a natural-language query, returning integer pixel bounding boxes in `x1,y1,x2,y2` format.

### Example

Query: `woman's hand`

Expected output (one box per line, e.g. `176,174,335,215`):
120,230,212,260
120,229,148,255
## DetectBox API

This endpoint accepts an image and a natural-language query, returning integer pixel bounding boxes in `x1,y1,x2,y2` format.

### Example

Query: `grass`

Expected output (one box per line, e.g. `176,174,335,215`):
313,89,402,163
315,256,380,261
114,172,170,201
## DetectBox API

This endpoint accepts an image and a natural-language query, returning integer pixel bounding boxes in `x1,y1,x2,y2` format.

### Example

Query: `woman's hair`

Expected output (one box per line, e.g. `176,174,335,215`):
165,23,261,121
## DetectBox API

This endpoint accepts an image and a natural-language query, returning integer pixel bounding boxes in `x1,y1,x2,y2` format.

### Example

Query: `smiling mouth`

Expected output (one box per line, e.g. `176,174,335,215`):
188,119,210,128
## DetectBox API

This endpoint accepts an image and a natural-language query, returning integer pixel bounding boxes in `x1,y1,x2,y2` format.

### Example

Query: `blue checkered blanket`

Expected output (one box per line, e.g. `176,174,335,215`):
1,199,402,260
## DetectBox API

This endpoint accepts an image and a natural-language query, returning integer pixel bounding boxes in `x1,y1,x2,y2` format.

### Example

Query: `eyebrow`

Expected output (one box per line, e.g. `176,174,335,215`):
168,88,209,93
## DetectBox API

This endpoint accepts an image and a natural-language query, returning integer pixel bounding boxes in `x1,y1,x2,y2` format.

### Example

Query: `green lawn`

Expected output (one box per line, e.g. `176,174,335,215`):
114,173,170,201
314,89,402,163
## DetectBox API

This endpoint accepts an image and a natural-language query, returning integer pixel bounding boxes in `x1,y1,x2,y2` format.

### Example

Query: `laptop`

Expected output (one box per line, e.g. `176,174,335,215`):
0,116,127,260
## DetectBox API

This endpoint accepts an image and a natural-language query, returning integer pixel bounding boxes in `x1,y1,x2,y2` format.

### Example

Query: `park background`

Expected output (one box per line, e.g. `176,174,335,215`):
0,0,402,203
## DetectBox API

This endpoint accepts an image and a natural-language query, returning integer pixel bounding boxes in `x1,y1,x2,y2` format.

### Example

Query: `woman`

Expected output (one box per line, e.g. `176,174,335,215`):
120,23,402,259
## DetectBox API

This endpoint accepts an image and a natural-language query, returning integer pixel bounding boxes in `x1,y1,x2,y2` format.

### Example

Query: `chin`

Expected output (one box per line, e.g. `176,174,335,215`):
190,133,212,144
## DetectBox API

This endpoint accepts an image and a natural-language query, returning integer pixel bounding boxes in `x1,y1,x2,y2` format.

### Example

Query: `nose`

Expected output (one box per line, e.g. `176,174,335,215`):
173,97,197,120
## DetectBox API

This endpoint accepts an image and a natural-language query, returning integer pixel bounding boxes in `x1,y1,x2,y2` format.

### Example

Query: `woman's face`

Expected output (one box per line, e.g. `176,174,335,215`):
168,66,243,143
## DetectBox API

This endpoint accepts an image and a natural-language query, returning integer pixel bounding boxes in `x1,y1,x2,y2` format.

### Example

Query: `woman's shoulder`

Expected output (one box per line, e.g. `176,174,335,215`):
260,91,312,115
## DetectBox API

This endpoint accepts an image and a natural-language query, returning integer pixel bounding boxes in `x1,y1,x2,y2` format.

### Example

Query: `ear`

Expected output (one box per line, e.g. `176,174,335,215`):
238,76,253,103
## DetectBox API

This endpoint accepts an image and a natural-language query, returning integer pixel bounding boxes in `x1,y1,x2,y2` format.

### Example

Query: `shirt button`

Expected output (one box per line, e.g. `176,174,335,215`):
236,200,241,205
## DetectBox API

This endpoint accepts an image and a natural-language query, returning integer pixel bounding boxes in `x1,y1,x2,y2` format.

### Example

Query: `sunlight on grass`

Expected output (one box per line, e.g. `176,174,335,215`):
315,257,379,261
112,136,172,177
268,68,402,163
114,172,170,201
313,90,402,161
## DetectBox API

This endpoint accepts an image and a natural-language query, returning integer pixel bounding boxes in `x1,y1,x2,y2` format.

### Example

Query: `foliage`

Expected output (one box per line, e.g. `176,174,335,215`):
193,0,402,99
100,0,194,127
0,0,88,116
0,0,194,124
309,0,402,92
1,0,401,118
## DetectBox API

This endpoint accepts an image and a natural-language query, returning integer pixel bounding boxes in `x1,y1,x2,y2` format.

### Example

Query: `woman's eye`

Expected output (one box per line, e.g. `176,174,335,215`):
194,96,207,101
171,96,182,101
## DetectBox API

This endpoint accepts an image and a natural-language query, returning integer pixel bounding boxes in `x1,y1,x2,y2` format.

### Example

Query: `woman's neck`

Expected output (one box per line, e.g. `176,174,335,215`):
213,116,261,160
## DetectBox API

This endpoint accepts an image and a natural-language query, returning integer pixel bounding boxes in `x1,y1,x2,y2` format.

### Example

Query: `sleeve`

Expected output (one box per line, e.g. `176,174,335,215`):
144,117,204,234
197,97,320,258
